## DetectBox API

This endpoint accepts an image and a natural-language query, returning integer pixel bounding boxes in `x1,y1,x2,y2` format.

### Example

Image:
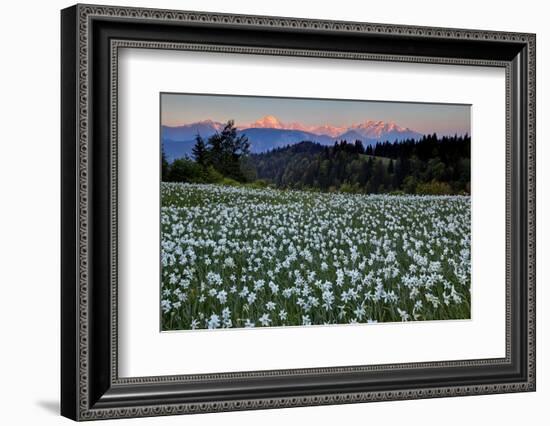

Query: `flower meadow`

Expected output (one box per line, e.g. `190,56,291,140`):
161,183,471,331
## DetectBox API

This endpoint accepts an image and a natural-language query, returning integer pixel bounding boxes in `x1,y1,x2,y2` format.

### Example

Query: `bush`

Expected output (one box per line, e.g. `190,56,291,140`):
247,179,269,189
167,159,203,183
416,180,453,195
402,176,417,194
220,177,240,186
339,182,360,194
203,166,224,183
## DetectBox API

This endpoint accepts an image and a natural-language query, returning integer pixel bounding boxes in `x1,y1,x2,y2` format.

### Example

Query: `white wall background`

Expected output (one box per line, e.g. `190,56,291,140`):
0,0,546,424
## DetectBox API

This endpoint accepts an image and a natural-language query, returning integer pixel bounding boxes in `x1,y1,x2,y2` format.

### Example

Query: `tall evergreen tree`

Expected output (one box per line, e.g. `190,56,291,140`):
207,120,250,181
191,134,209,167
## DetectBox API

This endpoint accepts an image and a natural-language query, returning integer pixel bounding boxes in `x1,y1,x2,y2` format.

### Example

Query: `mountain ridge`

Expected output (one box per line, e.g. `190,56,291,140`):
162,116,425,161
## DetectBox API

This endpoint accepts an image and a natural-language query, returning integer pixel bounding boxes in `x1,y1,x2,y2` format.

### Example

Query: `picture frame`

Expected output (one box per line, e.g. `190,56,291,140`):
61,3,536,421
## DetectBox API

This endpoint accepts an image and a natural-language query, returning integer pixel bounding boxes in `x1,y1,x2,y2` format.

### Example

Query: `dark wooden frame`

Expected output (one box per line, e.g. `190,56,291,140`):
61,3,536,421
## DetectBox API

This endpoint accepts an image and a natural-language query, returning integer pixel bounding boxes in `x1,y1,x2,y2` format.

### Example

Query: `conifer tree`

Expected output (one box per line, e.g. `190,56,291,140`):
192,134,209,167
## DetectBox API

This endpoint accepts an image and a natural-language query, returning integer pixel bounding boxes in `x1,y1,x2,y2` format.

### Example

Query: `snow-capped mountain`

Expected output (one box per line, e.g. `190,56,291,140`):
244,116,347,137
162,115,423,160
349,120,417,139
339,120,422,144
249,115,286,130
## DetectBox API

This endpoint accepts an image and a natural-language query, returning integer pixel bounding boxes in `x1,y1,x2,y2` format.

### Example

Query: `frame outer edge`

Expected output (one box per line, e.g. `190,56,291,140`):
61,4,80,421
77,2,90,420
527,33,535,390
67,4,536,421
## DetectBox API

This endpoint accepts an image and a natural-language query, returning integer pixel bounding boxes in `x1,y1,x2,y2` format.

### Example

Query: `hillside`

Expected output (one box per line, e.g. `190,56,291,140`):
249,134,470,194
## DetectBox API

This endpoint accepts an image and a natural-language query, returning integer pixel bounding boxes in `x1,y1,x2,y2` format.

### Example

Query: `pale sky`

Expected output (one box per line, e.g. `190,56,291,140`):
161,92,470,136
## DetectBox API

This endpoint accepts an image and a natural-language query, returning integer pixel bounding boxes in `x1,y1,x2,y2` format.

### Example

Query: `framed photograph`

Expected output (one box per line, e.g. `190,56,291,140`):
61,4,536,421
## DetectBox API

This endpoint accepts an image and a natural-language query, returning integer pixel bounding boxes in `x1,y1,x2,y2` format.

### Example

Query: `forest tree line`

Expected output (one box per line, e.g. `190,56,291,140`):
162,120,471,195
250,133,470,194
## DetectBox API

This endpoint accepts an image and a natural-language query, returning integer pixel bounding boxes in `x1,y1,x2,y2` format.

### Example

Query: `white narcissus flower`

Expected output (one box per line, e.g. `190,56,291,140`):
216,290,228,304
259,314,271,327
397,308,410,322
207,314,220,329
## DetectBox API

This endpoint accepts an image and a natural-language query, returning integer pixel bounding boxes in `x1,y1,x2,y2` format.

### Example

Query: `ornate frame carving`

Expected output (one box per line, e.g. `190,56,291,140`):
61,4,535,421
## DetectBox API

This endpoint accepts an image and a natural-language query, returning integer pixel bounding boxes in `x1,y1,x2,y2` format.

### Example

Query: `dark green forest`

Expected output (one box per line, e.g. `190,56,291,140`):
162,120,471,195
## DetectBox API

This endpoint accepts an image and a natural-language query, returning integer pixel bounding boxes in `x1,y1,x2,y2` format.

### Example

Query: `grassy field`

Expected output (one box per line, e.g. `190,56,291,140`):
160,183,471,331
